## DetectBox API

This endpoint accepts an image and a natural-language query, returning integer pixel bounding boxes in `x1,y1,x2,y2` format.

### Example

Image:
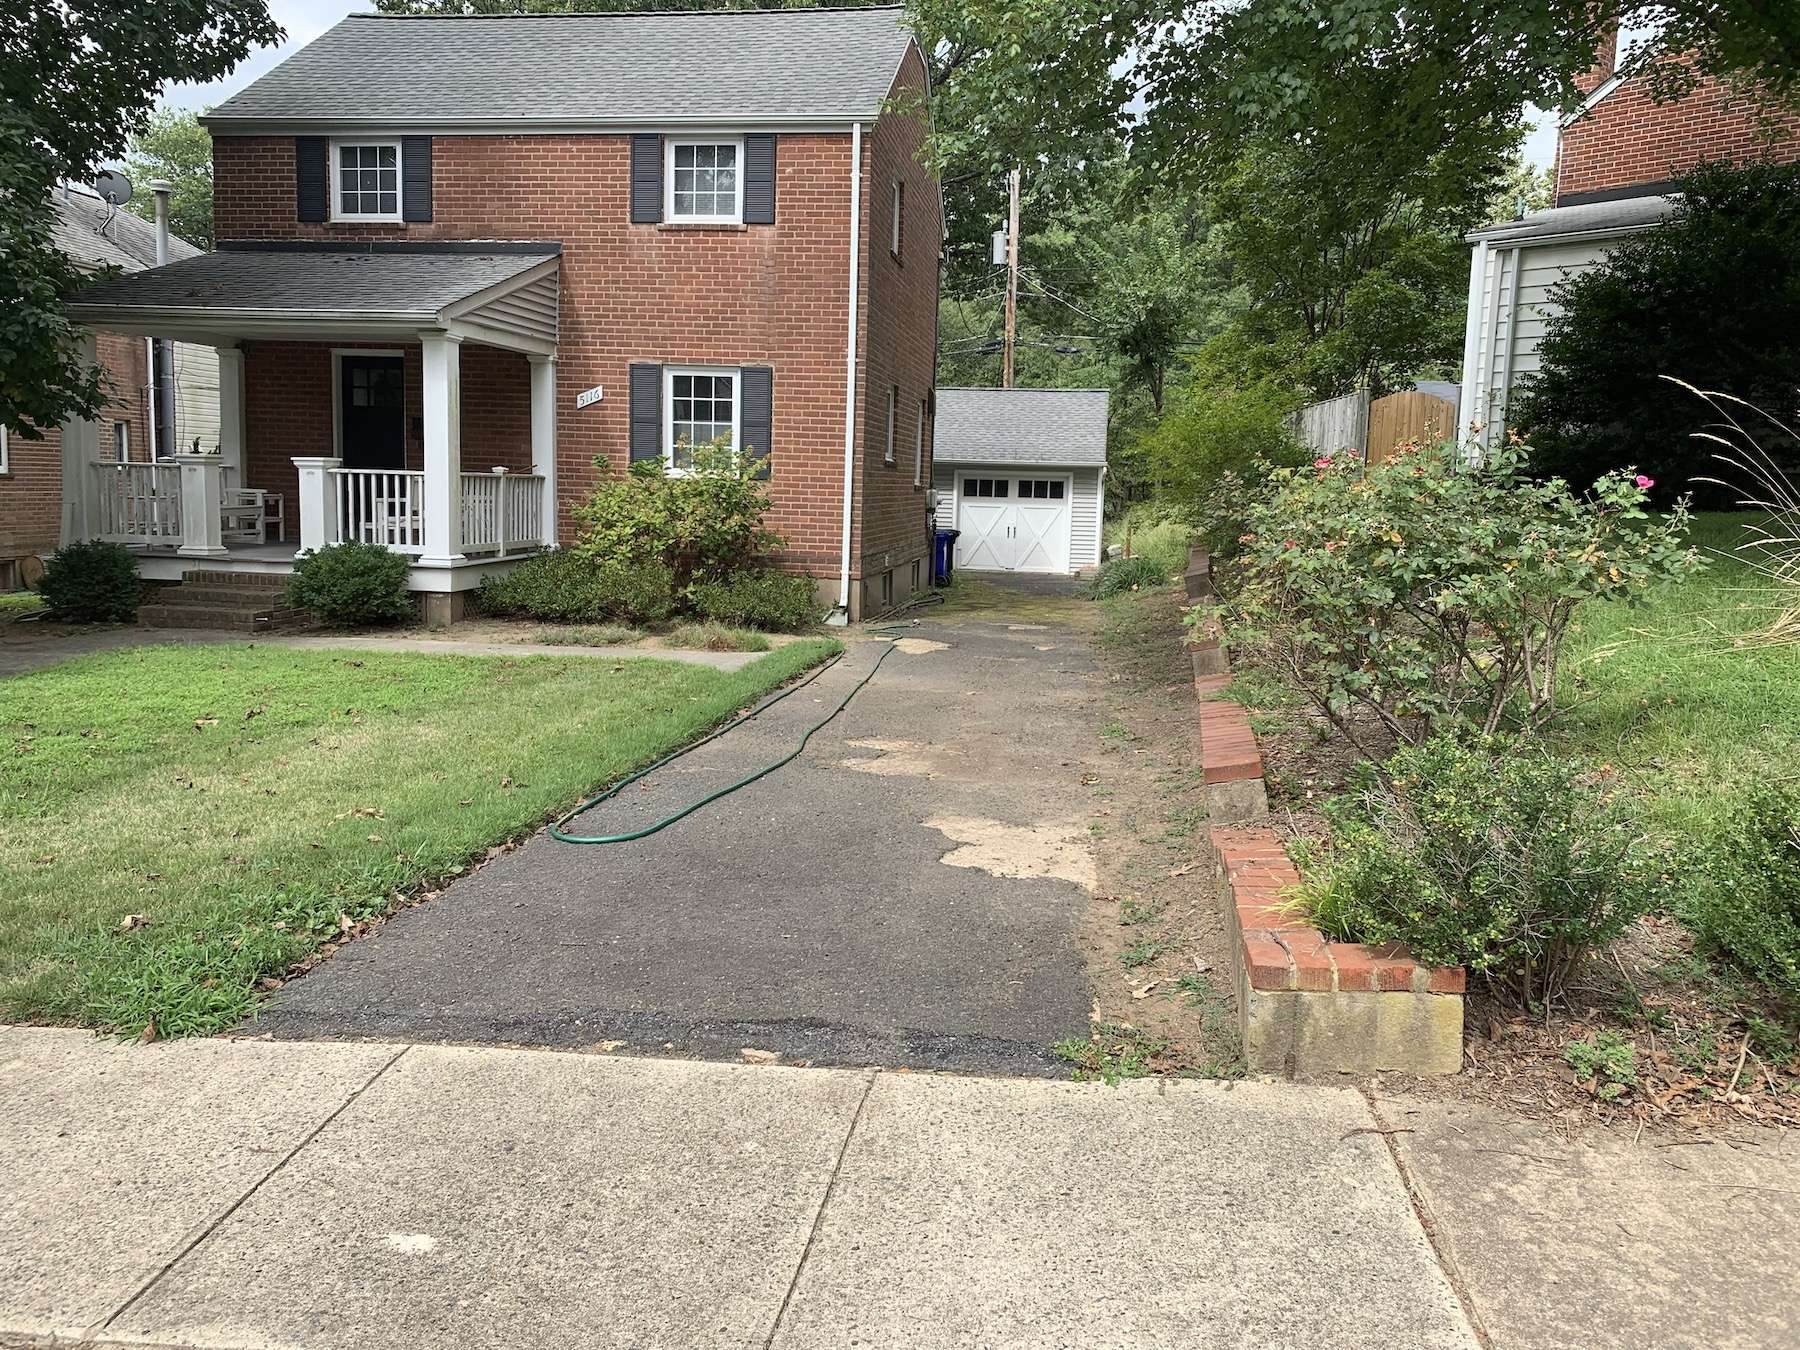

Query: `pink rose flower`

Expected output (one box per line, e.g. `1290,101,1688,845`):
1634,474,1654,489
1314,457,1333,469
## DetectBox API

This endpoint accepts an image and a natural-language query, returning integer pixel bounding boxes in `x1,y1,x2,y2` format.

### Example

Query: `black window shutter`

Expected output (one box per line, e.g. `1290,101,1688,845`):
295,137,327,222
630,135,663,224
629,363,663,464
743,134,776,225
401,136,433,222
740,365,773,480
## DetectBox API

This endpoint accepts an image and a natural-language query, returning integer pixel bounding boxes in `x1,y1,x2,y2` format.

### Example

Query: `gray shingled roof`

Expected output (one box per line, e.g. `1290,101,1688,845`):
71,247,555,317
934,387,1110,468
1467,194,1675,243
205,8,916,128
50,184,202,273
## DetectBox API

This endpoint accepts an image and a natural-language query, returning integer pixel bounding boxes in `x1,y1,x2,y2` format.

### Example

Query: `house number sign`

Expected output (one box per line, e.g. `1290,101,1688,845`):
575,385,604,409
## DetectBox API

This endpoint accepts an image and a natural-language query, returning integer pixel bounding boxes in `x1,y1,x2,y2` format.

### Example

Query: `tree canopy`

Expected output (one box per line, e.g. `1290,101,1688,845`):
126,109,216,251
911,0,1800,188
0,0,280,436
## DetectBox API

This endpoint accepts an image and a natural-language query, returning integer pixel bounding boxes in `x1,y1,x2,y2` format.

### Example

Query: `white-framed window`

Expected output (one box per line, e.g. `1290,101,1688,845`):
665,366,739,470
666,139,743,224
890,179,904,257
112,421,130,462
913,399,926,487
884,386,898,465
332,141,402,221
0,425,9,474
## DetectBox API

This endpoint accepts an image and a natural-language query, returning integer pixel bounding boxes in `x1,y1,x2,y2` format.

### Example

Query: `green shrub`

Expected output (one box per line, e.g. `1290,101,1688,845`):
38,540,140,622
1682,786,1800,1014
1302,737,1663,1005
1210,440,1698,755
1518,162,1800,505
478,552,675,626
1089,554,1170,598
285,542,412,627
664,622,771,652
570,439,782,590
689,569,822,631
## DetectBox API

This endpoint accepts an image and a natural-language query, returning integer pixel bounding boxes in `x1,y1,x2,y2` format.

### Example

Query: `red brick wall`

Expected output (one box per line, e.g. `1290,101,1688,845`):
2,330,151,566
1557,42,1800,201
853,47,940,609
211,66,940,596
241,340,530,509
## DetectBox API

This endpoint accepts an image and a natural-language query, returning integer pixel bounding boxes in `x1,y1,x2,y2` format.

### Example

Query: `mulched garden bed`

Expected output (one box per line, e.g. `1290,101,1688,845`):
1218,627,1800,1135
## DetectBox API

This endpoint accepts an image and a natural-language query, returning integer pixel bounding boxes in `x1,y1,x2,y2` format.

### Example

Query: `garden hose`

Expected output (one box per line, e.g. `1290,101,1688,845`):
549,640,897,845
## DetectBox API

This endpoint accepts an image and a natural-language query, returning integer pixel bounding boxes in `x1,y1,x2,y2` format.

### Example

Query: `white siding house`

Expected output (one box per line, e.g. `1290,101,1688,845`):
931,387,1108,574
1458,196,1673,447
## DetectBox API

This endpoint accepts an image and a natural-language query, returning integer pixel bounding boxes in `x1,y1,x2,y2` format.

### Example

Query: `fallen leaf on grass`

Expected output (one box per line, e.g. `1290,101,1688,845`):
1131,981,1161,1000
193,717,220,730
243,704,266,721
118,914,150,932
137,1019,157,1044
33,855,55,866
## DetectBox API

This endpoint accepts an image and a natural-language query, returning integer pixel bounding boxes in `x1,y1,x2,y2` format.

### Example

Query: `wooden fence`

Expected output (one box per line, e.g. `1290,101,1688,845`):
1288,387,1461,462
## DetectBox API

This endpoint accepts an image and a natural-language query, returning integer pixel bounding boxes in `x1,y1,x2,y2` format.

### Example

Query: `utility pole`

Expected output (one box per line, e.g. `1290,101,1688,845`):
1002,167,1020,389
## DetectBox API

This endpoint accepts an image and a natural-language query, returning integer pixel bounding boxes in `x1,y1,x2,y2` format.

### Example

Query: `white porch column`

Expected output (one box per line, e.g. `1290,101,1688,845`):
292,457,342,554
420,332,465,566
58,328,101,545
528,353,558,547
216,345,246,478
174,453,228,558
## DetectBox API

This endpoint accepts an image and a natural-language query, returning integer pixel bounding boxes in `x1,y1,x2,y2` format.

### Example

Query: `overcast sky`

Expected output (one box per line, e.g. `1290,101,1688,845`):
161,0,1561,169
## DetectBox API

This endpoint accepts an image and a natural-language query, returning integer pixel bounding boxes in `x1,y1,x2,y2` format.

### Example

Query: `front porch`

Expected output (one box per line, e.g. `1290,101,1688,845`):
66,244,564,608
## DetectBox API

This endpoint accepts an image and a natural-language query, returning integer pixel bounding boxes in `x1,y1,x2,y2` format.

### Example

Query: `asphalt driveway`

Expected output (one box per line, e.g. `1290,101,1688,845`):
254,589,1106,1074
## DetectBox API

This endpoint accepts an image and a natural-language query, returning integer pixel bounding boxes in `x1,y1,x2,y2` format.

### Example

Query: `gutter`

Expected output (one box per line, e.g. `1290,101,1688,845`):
829,120,863,626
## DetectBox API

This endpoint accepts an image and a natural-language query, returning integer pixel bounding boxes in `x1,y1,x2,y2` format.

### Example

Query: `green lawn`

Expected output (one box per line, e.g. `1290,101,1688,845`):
1556,512,1800,833
1,639,838,1037
0,592,46,615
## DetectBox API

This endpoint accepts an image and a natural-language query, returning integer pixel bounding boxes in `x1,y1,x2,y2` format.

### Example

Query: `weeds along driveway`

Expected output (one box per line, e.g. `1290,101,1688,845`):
251,601,1109,1074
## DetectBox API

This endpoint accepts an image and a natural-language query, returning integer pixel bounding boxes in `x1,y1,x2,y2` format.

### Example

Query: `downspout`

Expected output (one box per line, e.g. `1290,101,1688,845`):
829,121,864,625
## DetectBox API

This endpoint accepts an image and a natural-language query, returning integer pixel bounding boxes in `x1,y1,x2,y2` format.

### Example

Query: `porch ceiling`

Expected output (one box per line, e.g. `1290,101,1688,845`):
68,245,560,355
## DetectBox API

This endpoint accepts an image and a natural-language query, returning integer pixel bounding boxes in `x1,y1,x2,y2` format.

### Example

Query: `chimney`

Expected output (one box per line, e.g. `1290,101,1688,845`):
147,178,173,265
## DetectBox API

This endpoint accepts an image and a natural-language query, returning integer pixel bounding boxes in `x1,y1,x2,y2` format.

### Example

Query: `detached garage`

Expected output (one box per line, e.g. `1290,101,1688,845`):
930,387,1109,575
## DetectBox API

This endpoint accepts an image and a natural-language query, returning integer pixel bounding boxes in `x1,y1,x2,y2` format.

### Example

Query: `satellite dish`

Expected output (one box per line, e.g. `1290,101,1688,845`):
93,169,134,206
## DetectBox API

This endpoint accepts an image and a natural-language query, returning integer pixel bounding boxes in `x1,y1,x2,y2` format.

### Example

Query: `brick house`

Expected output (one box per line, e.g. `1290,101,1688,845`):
1457,25,1800,445
1,185,218,591
67,7,941,622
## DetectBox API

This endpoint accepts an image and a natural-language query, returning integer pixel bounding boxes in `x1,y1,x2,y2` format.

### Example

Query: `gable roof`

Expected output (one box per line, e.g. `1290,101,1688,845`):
204,7,917,132
50,183,203,274
934,387,1110,468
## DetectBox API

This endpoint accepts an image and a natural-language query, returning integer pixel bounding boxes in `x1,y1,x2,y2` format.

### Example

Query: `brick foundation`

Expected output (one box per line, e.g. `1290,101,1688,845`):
1184,547,1465,1076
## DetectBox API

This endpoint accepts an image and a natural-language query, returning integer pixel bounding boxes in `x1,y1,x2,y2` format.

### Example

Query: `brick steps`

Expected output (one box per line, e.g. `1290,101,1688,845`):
138,569,311,633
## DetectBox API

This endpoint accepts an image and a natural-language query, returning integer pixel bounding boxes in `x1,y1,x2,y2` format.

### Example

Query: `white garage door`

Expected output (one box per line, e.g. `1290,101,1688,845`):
954,475,1071,573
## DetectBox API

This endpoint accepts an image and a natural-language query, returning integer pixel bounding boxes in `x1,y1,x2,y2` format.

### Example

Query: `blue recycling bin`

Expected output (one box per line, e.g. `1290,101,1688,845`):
933,529,960,586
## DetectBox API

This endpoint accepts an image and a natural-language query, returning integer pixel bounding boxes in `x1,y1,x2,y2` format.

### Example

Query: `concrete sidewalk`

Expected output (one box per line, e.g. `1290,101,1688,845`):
2,1028,1794,1349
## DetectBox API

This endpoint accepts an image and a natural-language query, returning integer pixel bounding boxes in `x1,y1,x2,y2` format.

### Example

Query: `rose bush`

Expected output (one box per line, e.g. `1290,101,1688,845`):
1193,438,1698,754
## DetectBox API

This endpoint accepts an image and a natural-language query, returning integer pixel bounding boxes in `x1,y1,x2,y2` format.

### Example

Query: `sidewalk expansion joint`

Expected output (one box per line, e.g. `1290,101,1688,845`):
90,1043,413,1339
762,1066,880,1349
1359,1086,1492,1350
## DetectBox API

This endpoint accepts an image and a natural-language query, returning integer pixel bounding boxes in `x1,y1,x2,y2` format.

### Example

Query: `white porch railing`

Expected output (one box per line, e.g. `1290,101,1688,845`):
331,468,426,555
91,461,183,543
461,471,547,557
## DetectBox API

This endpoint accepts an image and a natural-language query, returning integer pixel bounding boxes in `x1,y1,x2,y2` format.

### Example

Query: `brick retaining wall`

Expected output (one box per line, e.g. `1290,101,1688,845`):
1183,547,1465,1077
